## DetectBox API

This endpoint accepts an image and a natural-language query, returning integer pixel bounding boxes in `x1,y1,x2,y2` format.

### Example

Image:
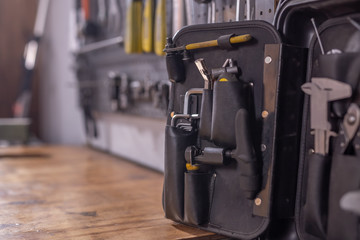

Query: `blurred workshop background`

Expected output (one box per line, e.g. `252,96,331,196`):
0,0,274,172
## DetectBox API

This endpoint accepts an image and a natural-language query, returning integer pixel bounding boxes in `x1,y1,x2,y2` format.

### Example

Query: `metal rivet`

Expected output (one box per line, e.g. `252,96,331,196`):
265,56,272,64
347,114,356,125
340,142,345,147
262,111,269,119
261,144,267,152
213,173,217,178
355,145,360,150
255,198,262,206
309,149,315,154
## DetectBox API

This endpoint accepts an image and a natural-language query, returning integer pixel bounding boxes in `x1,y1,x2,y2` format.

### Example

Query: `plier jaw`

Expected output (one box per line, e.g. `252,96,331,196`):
335,103,360,156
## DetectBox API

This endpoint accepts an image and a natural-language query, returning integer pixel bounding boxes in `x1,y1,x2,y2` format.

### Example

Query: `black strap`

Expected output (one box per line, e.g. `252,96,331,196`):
217,34,235,50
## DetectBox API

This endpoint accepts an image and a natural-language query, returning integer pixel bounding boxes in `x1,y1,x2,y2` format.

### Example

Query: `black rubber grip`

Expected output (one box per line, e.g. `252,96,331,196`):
166,53,185,83
217,34,235,50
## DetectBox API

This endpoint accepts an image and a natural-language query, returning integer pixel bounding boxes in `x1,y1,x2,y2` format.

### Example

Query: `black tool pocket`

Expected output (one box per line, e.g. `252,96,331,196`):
163,126,197,222
211,77,249,149
303,153,330,239
327,154,360,240
184,171,215,226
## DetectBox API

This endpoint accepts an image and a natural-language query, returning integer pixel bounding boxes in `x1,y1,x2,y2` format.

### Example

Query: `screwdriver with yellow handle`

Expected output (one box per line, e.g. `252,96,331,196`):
164,34,252,53
154,0,167,56
125,0,143,54
142,0,154,53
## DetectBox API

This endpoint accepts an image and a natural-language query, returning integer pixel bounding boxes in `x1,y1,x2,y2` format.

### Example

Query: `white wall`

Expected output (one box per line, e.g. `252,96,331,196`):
39,0,85,145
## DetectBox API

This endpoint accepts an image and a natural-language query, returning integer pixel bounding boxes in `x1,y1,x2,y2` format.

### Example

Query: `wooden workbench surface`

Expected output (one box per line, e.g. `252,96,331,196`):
0,145,222,240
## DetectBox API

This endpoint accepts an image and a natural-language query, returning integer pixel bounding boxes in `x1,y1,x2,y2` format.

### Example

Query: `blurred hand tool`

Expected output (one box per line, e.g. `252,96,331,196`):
81,0,100,38
154,0,167,56
13,0,49,118
185,0,195,25
235,0,245,21
125,0,143,54
97,0,106,28
172,0,186,34
246,0,255,20
106,0,122,34
76,36,123,54
164,33,252,53
142,0,155,53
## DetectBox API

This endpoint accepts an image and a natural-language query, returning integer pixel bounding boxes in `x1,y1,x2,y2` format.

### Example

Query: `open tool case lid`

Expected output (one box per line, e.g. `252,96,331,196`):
289,1,360,240
163,19,307,239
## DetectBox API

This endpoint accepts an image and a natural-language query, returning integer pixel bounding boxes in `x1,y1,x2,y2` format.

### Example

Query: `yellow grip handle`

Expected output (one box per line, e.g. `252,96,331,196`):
154,0,166,56
125,0,143,54
185,34,252,51
142,0,154,53
186,163,200,171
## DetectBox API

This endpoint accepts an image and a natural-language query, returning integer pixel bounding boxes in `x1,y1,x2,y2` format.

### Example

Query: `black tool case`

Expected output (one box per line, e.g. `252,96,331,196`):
162,0,360,239
163,21,306,239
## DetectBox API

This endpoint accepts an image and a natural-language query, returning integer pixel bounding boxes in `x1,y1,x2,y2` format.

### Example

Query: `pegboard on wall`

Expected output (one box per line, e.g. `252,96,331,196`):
76,46,169,119
73,0,277,125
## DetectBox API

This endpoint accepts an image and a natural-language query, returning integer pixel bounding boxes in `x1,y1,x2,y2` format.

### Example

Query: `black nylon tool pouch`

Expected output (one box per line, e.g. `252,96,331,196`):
296,13,360,240
163,21,307,239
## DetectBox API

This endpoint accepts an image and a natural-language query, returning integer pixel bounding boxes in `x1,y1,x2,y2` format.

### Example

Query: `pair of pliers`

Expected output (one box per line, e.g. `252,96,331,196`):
335,103,360,156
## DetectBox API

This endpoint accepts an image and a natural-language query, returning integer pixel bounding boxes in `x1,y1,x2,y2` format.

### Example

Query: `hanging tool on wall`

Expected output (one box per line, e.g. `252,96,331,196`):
76,36,124,55
125,0,143,54
106,0,123,35
172,0,187,35
13,0,49,118
142,0,155,53
154,0,167,56
185,0,195,25
80,0,101,39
